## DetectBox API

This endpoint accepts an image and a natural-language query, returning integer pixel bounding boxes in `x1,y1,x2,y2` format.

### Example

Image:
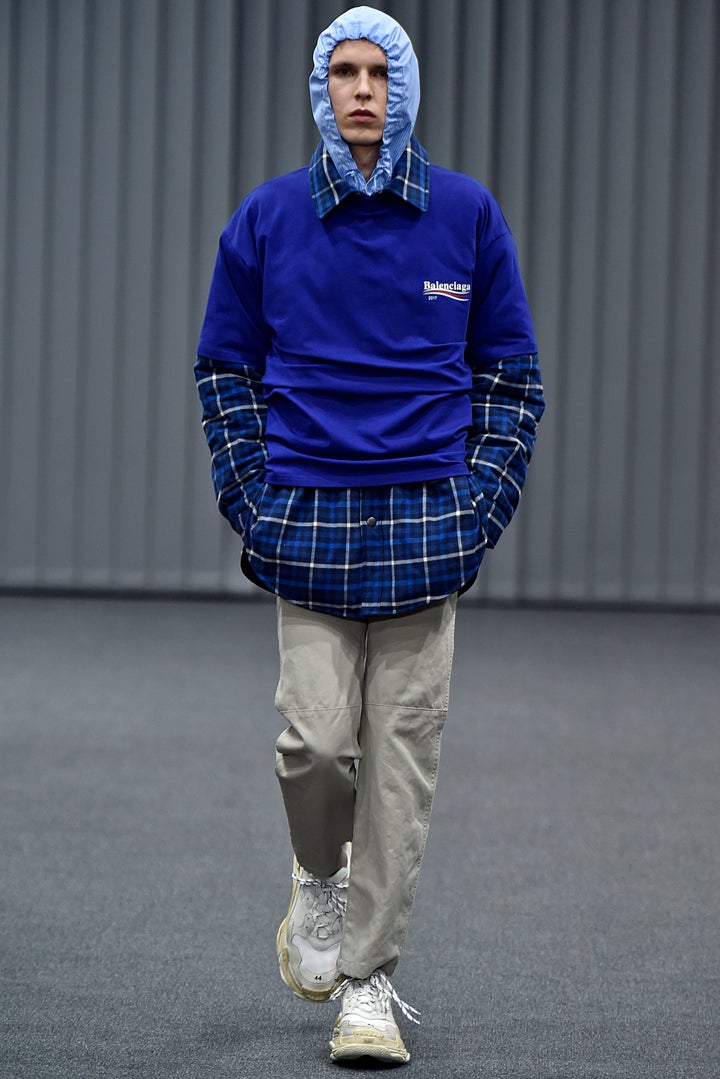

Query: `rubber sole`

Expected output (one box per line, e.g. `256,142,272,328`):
329,1019,410,1065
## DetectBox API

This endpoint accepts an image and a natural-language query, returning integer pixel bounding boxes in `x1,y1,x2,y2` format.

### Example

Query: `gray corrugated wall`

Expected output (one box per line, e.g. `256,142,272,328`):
1,0,718,604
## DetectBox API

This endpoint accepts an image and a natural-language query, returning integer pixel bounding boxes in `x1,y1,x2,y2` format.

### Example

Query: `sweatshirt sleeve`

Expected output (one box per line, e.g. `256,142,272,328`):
464,205,545,547
195,208,270,536
197,214,270,369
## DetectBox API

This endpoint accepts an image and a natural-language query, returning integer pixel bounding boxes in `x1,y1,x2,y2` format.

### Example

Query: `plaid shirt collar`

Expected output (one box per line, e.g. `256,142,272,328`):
309,137,430,219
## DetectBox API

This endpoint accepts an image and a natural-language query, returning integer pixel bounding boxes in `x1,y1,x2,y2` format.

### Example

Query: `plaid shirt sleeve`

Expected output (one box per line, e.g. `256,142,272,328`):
194,355,267,538
465,353,545,548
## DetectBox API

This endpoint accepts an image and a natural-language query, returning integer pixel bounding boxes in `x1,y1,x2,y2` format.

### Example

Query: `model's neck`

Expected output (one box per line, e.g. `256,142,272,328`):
351,144,381,181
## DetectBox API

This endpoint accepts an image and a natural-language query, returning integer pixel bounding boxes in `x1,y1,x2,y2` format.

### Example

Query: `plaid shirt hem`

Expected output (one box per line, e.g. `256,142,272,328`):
240,477,484,619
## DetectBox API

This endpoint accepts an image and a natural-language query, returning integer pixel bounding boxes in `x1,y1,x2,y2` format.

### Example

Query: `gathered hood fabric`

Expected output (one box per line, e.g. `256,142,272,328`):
309,6,420,196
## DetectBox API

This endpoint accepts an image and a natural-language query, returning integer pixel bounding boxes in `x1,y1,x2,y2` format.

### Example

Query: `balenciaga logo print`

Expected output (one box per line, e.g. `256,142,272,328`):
423,280,471,302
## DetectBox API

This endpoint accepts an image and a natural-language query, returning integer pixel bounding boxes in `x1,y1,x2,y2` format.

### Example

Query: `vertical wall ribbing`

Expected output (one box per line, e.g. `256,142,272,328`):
0,0,19,582
696,2,720,603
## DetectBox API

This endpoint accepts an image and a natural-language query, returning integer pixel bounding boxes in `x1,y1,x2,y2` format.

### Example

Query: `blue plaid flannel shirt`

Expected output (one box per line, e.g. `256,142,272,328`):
196,141,544,619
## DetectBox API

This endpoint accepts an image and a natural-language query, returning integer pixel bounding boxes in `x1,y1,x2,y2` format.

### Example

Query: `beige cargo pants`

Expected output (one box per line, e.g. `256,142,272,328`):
274,593,457,979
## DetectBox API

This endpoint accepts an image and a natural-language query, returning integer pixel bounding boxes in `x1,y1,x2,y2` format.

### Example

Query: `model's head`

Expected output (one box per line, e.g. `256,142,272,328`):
310,6,420,193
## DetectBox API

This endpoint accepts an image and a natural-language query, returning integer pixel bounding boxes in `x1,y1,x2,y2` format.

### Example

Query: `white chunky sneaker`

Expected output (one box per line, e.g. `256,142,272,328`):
329,969,418,1065
276,847,350,1002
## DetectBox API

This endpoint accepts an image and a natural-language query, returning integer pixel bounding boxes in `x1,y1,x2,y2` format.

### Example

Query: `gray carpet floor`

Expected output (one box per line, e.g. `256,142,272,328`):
1,594,718,1079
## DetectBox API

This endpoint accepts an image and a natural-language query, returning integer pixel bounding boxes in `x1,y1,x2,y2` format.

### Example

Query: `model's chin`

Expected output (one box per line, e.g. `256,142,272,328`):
340,131,383,148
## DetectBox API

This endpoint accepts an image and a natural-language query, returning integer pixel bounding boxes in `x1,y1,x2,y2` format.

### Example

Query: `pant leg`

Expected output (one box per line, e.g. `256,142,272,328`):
274,597,365,880
338,594,457,979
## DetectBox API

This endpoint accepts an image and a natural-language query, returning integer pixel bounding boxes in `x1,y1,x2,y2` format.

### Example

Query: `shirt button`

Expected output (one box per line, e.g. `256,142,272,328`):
366,516,377,527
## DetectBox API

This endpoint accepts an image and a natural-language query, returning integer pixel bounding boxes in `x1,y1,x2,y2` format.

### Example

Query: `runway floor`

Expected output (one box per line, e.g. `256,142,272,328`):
1,594,719,1078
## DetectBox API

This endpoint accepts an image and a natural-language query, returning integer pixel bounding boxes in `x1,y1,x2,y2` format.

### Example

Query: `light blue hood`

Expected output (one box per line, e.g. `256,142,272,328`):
309,6,420,196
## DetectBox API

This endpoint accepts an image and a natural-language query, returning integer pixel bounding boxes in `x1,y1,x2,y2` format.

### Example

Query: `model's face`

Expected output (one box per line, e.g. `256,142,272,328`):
327,39,388,153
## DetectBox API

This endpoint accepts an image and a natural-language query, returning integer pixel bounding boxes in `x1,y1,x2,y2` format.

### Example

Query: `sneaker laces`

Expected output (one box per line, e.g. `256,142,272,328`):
292,869,348,938
330,969,421,1025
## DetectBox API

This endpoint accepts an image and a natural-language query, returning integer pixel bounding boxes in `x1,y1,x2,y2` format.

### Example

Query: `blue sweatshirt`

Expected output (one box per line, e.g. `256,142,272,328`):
197,163,536,487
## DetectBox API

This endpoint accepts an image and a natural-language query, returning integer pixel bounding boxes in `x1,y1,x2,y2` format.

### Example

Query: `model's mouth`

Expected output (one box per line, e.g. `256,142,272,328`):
350,110,375,119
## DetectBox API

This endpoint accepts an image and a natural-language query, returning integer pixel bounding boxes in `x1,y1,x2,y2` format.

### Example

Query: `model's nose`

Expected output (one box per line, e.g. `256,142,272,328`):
356,70,372,97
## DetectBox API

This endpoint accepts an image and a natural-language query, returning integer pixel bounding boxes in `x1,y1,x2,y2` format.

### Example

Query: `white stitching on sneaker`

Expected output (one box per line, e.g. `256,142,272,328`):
330,969,421,1025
